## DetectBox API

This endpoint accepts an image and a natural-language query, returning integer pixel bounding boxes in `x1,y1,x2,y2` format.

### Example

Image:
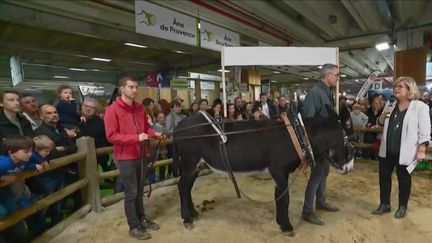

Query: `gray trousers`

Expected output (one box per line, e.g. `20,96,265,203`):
117,160,145,230
302,159,330,214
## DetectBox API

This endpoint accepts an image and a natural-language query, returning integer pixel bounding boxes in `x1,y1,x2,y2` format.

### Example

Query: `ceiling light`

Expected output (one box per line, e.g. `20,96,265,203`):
355,79,359,82
53,75,69,79
91,69,100,72
340,74,347,78
302,77,309,80
318,65,322,69
91,57,111,62
175,50,186,54
198,22,201,29
272,71,280,74
375,42,390,51
69,68,87,71
271,80,277,83
124,42,148,48
217,69,230,73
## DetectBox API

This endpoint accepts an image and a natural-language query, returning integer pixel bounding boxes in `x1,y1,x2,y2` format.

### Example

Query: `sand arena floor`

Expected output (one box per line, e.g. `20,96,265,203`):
51,163,432,243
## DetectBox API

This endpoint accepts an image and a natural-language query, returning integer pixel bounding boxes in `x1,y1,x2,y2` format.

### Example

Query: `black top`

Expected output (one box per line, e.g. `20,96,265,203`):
79,115,111,148
386,106,408,155
35,122,77,160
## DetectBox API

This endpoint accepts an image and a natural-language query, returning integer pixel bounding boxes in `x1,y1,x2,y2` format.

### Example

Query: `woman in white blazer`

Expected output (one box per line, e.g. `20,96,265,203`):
372,76,431,218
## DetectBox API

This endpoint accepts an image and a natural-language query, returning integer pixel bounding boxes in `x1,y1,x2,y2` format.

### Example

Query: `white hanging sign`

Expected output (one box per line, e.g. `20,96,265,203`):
135,1,197,46
200,21,240,51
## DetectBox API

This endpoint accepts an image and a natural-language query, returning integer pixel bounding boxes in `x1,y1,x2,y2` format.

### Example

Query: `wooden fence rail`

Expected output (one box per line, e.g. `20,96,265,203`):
0,132,428,240
0,137,175,242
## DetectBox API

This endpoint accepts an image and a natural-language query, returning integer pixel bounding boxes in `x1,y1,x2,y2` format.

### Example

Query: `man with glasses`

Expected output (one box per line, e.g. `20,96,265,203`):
79,97,112,172
301,63,340,226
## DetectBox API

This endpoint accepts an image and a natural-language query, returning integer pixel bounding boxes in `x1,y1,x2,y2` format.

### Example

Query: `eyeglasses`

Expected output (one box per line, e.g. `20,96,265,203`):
394,84,407,89
83,104,96,109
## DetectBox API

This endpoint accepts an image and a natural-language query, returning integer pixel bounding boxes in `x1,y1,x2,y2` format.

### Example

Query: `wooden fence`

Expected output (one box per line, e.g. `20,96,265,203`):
0,129,430,242
0,137,175,243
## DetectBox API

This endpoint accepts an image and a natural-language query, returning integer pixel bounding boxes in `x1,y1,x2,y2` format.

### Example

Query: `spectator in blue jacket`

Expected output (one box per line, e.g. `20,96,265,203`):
0,135,38,243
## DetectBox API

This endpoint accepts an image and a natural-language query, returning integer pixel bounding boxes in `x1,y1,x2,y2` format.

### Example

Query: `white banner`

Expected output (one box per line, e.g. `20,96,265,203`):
200,21,240,51
222,47,338,66
189,72,222,82
355,71,380,101
371,81,382,90
135,1,197,46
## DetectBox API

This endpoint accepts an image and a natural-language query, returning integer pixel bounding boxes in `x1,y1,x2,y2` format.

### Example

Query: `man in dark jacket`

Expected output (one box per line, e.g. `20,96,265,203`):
301,63,340,226
27,104,77,236
0,90,34,143
255,93,277,119
0,90,33,243
79,97,112,172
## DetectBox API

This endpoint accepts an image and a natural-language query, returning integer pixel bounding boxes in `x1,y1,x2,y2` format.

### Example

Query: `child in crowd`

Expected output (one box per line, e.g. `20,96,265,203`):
0,136,44,218
350,103,369,157
30,135,53,170
153,112,169,181
55,85,85,133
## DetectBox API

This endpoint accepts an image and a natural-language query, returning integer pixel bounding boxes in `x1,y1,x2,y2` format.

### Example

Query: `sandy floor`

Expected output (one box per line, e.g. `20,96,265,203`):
51,163,432,243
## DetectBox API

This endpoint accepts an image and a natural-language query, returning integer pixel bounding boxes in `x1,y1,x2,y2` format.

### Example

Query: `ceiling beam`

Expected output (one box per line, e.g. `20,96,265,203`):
0,2,219,58
227,0,323,43
341,0,368,32
282,0,349,39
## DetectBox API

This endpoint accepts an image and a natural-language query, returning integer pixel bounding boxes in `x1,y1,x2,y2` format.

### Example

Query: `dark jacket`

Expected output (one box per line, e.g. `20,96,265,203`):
0,109,34,139
35,123,77,160
56,99,80,126
79,115,111,148
0,109,34,154
302,81,334,118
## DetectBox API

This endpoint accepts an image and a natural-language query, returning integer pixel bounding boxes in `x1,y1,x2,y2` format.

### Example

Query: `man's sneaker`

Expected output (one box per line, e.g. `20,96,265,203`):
141,217,160,230
129,227,151,240
301,213,324,225
316,202,339,212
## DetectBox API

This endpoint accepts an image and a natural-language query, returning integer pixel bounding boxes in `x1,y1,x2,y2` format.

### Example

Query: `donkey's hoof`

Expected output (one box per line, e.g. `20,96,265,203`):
283,230,295,237
281,225,294,237
183,222,195,229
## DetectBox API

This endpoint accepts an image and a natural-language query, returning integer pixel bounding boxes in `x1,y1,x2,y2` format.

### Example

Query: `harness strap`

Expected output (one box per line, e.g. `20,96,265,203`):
198,110,227,143
218,141,241,198
281,113,306,165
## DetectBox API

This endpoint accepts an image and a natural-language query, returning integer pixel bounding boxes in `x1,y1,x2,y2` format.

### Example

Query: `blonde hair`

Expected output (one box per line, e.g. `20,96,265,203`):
33,135,55,151
394,76,420,100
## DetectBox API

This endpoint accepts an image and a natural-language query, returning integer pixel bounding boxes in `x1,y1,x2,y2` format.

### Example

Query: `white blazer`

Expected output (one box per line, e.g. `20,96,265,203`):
379,100,431,166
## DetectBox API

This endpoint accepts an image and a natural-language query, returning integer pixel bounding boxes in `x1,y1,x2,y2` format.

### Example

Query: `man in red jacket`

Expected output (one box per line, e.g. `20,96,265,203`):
104,75,161,240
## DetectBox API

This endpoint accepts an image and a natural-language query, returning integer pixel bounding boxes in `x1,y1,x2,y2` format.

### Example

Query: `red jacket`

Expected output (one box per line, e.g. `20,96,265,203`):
104,97,156,161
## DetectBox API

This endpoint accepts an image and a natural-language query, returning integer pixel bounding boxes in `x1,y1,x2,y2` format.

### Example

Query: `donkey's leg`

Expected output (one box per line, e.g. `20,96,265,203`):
187,170,200,219
178,154,200,229
269,167,294,236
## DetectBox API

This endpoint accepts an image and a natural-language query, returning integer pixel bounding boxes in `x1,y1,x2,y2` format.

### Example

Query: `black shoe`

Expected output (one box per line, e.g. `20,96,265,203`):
394,206,407,218
301,213,324,225
316,202,339,212
371,204,391,215
129,227,151,240
141,217,160,230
